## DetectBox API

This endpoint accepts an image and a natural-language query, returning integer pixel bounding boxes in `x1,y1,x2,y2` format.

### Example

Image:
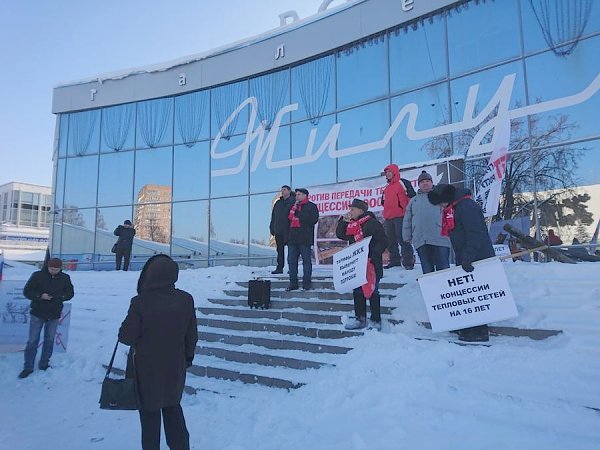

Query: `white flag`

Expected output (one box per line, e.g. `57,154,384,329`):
474,118,510,218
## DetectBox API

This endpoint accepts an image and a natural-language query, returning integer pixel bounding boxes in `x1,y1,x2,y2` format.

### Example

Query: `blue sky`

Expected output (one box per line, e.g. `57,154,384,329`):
0,0,326,187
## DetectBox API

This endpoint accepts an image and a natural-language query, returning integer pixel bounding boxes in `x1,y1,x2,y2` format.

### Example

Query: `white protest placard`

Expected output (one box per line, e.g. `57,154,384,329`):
493,244,512,257
0,280,72,353
333,237,371,293
417,258,518,333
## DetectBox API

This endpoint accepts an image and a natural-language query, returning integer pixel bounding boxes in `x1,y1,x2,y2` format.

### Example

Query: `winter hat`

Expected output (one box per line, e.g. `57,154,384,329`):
124,220,132,225
418,171,433,183
281,185,291,191
296,188,309,196
48,258,63,269
427,184,456,205
350,198,368,212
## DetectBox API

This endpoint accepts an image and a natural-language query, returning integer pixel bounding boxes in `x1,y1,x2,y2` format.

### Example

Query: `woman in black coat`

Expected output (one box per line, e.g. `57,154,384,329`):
119,255,198,450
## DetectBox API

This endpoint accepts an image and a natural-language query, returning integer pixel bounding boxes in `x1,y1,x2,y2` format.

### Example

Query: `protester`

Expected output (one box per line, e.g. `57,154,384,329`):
428,183,495,342
381,164,416,269
286,188,319,291
403,171,451,274
544,229,563,246
119,254,198,450
336,199,388,330
19,258,74,378
114,220,136,271
269,185,296,274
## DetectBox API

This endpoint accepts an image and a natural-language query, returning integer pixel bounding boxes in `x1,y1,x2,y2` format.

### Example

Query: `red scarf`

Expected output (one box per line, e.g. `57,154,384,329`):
345,215,371,242
441,195,471,236
288,198,308,228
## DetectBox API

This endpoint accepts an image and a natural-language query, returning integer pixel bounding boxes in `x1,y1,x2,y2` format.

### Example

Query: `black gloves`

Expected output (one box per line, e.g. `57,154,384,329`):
461,262,474,273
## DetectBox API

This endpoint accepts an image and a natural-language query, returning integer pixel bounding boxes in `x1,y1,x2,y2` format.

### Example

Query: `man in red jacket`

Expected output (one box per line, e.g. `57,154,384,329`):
381,164,415,269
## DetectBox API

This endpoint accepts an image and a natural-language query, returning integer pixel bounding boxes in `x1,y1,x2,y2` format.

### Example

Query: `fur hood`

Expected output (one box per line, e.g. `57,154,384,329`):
427,184,472,205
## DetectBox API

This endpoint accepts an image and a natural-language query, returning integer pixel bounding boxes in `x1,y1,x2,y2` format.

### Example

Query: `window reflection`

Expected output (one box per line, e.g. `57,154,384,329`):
175,90,209,146
250,126,291,194
136,98,174,149
58,114,68,158
291,55,335,123
95,206,133,261
337,37,388,108
101,104,135,152
64,155,98,209
98,152,134,206
389,16,447,93
54,159,66,211
173,143,210,201
68,110,100,157
51,220,62,258
211,80,249,138
60,207,96,255
447,0,520,75
171,201,209,262
210,134,249,197
391,83,450,166
337,100,390,181
291,115,337,187
249,194,278,263
210,196,249,262
249,70,290,128
134,201,172,245
134,147,173,203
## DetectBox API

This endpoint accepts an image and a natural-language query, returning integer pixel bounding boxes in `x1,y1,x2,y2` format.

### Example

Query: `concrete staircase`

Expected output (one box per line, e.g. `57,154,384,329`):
186,276,405,390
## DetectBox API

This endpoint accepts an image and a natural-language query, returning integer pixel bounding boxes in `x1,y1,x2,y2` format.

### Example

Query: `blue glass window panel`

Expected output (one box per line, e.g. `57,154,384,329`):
291,55,335,123
136,98,174,149
389,16,447,93
134,147,173,204
291,115,337,187
64,155,98,209
58,114,68,158
97,151,134,206
173,142,210,201
249,193,278,258
447,0,520,75
521,1,600,55
336,39,388,108
249,70,290,128
391,83,451,166
54,158,66,210
175,90,210,146
336,100,390,181
450,62,527,156
95,206,133,257
101,104,135,153
211,80,249,138
250,126,291,194
575,144,600,187
525,37,600,145
60,207,96,255
51,221,62,258
68,110,100,157
210,134,249,198
171,201,209,259
210,196,249,256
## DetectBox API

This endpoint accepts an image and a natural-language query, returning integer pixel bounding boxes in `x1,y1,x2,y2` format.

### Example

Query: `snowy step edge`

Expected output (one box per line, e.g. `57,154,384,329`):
205,297,397,313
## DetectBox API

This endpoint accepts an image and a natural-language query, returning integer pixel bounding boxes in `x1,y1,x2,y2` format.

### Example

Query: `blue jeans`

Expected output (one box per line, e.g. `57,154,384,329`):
384,217,415,268
417,245,450,274
24,314,59,370
287,244,313,288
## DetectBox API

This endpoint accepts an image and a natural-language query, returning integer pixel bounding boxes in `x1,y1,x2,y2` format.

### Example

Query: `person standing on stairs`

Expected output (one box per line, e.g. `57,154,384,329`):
286,188,319,291
269,185,296,274
336,199,388,331
114,219,136,271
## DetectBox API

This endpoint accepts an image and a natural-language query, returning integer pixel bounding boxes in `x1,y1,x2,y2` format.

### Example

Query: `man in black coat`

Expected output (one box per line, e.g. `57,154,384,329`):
336,199,388,330
286,188,319,291
114,219,136,271
19,258,74,378
269,185,296,274
428,184,495,342
119,255,198,450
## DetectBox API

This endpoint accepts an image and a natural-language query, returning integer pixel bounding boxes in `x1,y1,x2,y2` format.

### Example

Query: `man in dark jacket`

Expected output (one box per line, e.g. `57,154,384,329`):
428,184,495,342
119,254,198,450
269,185,296,274
336,199,388,330
19,258,74,378
114,219,136,271
287,188,319,291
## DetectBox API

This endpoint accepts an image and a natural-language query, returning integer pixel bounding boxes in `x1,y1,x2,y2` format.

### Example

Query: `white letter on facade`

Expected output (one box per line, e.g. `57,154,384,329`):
279,10,300,26
402,0,415,12
275,44,285,60
90,89,97,101
179,73,187,86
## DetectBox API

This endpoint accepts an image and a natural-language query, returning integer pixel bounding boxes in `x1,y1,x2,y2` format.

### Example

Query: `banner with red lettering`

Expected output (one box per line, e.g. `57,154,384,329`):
309,162,448,265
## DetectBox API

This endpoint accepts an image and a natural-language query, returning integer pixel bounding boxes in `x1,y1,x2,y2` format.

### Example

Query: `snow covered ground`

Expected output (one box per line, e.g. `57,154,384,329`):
0,261,599,450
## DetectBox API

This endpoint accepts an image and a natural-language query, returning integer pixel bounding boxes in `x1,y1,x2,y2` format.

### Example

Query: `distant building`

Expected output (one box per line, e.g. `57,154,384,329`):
0,182,52,262
134,185,172,244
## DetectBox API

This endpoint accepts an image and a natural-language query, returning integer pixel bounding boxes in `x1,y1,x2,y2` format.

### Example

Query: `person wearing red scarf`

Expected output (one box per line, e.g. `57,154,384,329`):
428,184,495,342
286,188,319,291
336,199,388,331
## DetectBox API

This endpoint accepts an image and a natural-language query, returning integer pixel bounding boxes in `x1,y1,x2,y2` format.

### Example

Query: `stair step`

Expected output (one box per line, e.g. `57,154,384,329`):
197,316,362,339
196,345,331,370
418,322,562,340
206,297,395,314
188,364,304,389
236,280,405,290
198,306,343,325
224,289,395,301
199,331,352,354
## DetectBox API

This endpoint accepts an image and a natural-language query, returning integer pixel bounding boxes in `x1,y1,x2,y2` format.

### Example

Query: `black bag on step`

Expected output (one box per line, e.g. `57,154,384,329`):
248,279,271,309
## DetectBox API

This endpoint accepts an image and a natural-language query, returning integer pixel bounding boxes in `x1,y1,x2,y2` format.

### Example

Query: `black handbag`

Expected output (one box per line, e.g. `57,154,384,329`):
248,279,271,309
111,243,118,253
99,341,139,410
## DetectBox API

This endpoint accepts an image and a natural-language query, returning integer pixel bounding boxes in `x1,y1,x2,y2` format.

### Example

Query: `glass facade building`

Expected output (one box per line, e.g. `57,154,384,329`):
51,0,600,270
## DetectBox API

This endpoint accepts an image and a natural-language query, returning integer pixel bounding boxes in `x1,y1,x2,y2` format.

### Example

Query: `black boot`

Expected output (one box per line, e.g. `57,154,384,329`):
18,369,33,379
458,325,489,342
